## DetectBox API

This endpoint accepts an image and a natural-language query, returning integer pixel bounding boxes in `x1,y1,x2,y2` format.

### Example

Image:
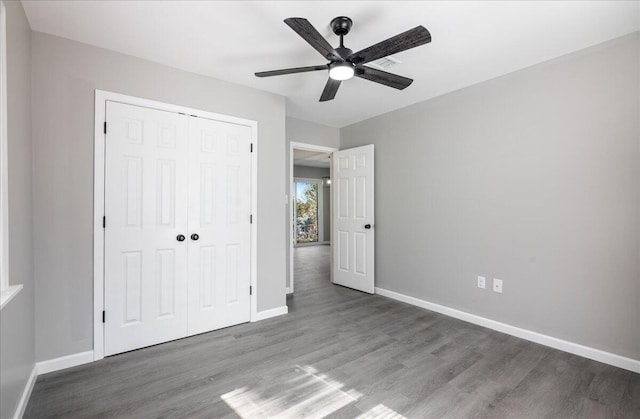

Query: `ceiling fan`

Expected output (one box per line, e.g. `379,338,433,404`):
255,17,432,102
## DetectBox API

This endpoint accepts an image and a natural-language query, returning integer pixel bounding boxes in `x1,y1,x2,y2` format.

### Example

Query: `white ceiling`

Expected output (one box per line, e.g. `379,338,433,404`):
293,150,331,169
22,1,639,127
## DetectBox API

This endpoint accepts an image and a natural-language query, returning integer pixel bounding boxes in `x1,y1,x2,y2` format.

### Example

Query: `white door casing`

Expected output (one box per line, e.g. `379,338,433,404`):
187,117,252,335
288,142,337,294
104,101,190,356
332,145,375,294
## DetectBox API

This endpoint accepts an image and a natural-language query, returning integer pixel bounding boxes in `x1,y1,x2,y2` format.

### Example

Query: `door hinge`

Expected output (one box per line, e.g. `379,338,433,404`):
250,214,253,224
250,143,253,153
103,216,106,228
103,121,107,134
102,310,106,323
250,286,252,295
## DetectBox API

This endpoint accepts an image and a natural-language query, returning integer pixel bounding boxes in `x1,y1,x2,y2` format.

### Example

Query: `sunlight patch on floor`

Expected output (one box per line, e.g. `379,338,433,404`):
356,403,407,419
221,364,364,417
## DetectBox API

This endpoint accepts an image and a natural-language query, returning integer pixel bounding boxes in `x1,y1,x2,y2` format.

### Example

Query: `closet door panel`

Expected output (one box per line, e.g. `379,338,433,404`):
187,117,252,335
104,102,189,356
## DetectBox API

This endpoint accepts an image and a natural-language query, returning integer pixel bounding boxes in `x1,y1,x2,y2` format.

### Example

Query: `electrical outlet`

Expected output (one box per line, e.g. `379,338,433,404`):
477,276,486,289
493,278,503,293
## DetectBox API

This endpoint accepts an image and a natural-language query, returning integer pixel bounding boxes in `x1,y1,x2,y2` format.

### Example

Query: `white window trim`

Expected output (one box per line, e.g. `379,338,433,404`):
0,0,23,310
0,285,22,310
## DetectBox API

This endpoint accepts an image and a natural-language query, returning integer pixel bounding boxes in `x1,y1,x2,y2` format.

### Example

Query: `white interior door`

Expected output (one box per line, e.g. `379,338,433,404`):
332,145,375,294
187,117,252,335
104,101,189,356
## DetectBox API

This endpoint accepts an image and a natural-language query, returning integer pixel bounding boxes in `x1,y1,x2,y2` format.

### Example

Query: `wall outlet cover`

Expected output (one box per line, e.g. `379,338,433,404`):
477,276,486,289
493,278,503,293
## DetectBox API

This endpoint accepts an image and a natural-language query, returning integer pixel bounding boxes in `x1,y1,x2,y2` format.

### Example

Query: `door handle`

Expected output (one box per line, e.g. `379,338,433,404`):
191,233,200,241
176,234,186,242
364,224,372,229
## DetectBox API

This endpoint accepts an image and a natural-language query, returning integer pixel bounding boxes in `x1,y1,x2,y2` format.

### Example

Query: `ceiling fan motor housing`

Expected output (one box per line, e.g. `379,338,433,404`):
334,47,353,60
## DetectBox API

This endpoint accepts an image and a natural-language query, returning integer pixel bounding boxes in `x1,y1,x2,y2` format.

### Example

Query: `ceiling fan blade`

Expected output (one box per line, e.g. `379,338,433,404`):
320,78,341,102
285,18,335,59
255,65,327,78
348,26,431,65
355,66,413,90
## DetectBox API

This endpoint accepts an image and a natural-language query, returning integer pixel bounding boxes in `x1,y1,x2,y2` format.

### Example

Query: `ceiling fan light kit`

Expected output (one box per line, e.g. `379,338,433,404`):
329,61,355,81
255,16,431,102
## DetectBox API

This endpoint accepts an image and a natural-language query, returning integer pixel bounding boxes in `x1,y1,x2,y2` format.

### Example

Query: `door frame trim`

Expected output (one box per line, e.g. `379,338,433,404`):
289,142,337,294
93,90,259,361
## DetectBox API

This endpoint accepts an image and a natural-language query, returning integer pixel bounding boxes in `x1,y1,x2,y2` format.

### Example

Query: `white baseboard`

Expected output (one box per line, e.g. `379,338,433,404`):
36,350,95,375
252,305,288,322
13,365,37,419
375,287,640,373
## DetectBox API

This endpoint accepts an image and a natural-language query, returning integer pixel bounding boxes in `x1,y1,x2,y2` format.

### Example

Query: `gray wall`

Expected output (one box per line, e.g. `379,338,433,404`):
340,33,640,360
31,32,287,362
286,117,339,290
0,1,34,418
286,117,341,149
293,165,331,243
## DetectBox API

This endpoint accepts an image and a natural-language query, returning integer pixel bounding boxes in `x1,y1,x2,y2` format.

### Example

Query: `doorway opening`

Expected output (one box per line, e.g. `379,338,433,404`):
289,142,337,294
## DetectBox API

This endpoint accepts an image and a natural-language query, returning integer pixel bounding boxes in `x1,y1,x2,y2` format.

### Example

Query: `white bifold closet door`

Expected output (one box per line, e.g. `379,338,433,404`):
104,101,251,356
187,117,252,336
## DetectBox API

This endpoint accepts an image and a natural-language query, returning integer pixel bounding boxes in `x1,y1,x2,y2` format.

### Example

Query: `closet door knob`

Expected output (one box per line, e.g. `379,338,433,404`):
176,234,186,242
191,233,200,241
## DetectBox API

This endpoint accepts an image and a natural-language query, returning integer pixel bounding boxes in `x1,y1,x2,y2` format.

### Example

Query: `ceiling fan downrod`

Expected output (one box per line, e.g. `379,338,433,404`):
331,16,352,55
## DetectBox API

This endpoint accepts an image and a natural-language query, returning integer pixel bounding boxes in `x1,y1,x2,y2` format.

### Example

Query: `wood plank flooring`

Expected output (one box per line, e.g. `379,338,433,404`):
25,245,639,418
